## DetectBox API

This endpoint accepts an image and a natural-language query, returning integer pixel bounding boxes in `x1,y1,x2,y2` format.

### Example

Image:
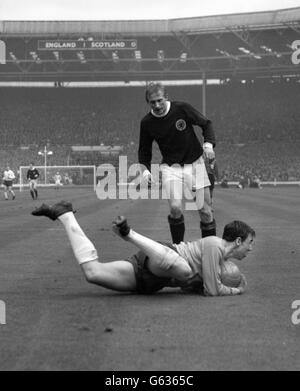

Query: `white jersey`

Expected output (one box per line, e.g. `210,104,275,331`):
174,236,239,296
3,170,15,181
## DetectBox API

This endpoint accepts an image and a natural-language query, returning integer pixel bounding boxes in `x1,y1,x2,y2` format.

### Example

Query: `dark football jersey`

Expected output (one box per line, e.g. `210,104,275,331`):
138,101,216,170
27,168,40,180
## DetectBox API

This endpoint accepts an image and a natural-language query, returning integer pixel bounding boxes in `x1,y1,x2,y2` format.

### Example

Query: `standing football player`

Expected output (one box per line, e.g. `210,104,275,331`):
53,172,62,190
27,163,40,200
3,165,16,200
138,82,217,244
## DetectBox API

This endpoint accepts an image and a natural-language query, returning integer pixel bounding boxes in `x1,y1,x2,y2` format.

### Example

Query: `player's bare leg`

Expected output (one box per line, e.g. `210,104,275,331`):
31,201,137,292
29,182,35,200
9,187,16,200
112,217,193,282
33,184,38,199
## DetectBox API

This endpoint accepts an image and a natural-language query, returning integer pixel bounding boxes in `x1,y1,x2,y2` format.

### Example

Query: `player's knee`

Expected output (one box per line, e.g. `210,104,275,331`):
160,248,178,271
199,207,213,223
169,256,193,281
161,249,192,278
169,204,183,218
174,263,192,281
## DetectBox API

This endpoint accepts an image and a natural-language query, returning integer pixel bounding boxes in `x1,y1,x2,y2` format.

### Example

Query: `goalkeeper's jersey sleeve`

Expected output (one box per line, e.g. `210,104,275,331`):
174,237,237,296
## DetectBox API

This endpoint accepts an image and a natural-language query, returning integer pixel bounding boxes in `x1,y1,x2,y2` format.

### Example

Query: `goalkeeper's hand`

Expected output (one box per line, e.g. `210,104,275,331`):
142,169,155,185
237,273,247,294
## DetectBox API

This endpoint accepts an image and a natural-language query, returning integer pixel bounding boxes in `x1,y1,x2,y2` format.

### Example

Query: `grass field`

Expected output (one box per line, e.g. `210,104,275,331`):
0,186,299,371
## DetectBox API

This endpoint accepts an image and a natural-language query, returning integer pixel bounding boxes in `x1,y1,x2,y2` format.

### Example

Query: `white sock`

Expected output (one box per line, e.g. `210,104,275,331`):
58,212,98,265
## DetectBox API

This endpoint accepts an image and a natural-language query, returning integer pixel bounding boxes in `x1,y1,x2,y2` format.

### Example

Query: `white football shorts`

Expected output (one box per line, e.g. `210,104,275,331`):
160,156,211,201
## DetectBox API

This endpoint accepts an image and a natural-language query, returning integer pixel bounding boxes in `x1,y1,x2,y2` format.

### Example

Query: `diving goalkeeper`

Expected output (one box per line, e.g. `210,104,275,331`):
31,201,255,296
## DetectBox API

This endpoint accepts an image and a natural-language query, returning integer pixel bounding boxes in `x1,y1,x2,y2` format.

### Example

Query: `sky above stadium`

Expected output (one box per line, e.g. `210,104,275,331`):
0,0,299,20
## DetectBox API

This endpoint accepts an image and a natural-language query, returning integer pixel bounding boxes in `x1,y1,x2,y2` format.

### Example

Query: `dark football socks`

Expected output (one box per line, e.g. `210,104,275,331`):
168,214,185,244
201,219,216,238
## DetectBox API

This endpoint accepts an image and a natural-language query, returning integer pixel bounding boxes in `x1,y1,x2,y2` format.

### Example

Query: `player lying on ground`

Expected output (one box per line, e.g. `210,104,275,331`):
32,201,255,296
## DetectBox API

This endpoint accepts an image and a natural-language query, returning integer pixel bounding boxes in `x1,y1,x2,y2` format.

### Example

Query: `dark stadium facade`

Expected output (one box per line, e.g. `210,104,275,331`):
0,6,299,82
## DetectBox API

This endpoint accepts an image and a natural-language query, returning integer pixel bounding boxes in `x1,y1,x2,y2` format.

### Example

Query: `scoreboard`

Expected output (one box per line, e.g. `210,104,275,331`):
38,39,137,50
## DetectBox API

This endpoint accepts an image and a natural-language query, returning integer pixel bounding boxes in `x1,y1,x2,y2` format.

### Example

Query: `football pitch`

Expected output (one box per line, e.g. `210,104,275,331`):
0,186,299,371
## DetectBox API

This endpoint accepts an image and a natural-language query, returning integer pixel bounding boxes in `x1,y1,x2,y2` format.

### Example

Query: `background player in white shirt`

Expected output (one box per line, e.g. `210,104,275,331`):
32,201,255,296
3,166,16,200
53,172,62,190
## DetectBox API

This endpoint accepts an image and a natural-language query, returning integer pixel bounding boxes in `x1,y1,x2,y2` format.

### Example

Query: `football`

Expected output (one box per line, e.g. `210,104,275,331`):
221,261,242,288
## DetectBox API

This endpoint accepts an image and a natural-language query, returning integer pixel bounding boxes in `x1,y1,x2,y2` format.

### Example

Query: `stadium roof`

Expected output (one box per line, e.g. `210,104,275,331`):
0,7,299,82
1,7,300,35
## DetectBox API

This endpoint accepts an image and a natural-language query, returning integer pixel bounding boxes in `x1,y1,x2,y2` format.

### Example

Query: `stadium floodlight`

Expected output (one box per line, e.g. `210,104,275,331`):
238,47,251,54
260,45,272,52
9,51,20,64
260,45,281,58
38,146,53,184
77,51,86,64
216,48,238,60
30,51,41,64
157,50,164,63
112,51,119,63
239,47,262,60
134,50,142,62
180,52,188,63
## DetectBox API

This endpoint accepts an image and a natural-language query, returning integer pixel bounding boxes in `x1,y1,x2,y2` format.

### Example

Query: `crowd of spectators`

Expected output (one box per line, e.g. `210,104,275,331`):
0,80,299,181
216,141,300,182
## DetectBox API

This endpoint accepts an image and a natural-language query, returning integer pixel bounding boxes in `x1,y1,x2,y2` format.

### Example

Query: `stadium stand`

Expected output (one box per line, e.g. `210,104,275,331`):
1,80,299,181
1,9,300,182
